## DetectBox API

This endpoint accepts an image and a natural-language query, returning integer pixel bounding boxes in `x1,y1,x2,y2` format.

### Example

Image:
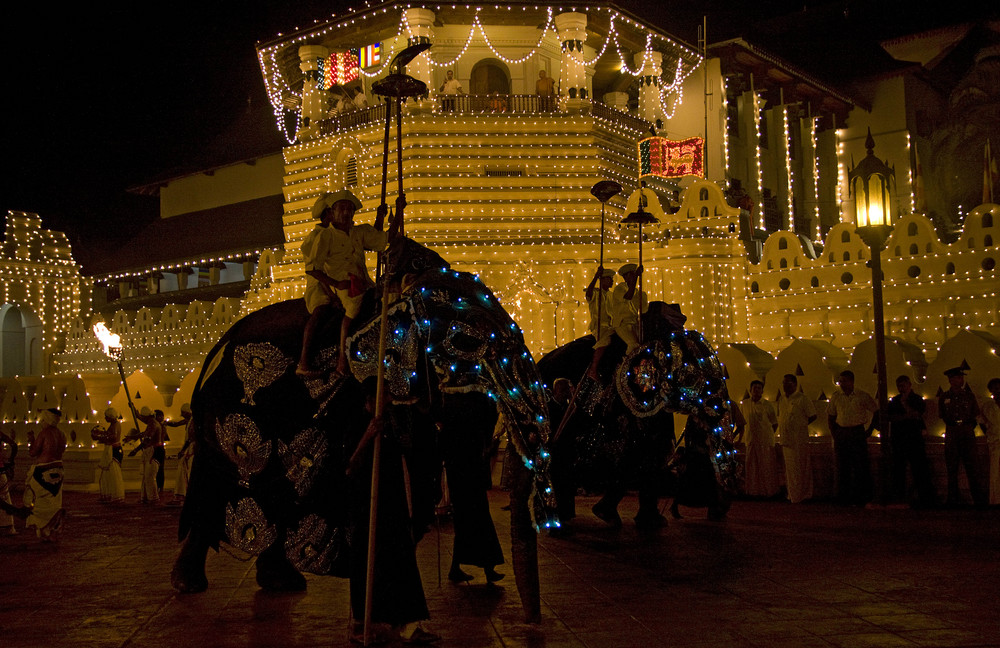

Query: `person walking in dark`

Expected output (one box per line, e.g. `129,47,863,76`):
938,367,986,507
547,378,577,524
887,376,936,508
439,392,505,584
346,384,438,644
827,370,878,506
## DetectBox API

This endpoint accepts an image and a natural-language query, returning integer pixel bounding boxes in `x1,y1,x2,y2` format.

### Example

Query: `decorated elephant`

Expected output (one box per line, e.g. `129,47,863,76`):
170,237,556,623
537,302,739,527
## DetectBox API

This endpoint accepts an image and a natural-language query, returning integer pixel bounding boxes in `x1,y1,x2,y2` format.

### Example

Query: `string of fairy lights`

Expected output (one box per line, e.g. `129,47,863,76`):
258,3,703,144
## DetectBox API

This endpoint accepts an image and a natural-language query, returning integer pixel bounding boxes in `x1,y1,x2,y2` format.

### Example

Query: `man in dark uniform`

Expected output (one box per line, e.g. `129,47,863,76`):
938,367,986,507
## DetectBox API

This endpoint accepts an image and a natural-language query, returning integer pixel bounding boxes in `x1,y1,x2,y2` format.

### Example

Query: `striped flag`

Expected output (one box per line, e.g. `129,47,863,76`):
358,42,382,69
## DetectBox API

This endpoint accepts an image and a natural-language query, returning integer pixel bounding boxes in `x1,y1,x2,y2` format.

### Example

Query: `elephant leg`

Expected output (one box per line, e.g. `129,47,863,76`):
255,539,307,592
171,533,209,594
509,461,541,624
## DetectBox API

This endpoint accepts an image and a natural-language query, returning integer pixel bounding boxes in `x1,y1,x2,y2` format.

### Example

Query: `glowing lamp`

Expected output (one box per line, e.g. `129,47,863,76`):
848,128,895,231
847,128,894,503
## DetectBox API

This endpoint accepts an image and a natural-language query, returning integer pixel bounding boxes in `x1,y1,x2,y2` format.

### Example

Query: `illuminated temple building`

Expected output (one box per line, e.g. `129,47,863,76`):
2,2,998,487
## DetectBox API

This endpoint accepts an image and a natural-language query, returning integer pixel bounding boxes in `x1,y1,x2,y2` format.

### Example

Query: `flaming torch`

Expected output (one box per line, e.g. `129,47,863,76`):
93,322,140,434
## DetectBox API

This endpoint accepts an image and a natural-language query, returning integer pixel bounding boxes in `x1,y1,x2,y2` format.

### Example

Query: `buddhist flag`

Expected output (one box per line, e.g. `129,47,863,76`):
359,42,382,69
984,138,998,205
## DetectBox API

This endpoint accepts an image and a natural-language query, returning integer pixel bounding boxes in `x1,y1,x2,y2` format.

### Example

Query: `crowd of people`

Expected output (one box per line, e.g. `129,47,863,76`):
0,402,196,540
735,368,1000,509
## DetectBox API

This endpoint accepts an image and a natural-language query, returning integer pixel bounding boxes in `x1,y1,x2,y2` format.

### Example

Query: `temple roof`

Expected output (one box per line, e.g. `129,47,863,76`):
81,195,285,278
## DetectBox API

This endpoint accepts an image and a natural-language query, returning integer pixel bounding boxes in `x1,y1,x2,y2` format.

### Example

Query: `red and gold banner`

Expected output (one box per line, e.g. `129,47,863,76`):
639,136,704,179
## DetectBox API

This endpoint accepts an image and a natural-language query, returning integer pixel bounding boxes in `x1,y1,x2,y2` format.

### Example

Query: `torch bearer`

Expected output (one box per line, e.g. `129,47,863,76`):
93,322,140,436
361,42,430,648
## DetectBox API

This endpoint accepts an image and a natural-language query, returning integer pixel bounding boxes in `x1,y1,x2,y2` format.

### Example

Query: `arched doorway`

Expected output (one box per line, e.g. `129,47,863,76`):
0,304,43,377
470,59,511,95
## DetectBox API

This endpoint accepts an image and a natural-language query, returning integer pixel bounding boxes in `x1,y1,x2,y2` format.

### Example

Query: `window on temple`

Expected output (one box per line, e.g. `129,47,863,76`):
346,156,358,187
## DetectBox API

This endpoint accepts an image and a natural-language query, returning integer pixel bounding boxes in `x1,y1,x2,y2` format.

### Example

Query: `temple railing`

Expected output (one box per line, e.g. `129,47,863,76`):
316,95,652,134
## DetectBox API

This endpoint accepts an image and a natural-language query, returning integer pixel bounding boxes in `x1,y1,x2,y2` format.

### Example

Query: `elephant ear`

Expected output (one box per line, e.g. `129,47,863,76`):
386,236,449,280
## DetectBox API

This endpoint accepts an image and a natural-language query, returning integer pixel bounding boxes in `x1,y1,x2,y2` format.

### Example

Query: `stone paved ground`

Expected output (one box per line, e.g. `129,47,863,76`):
1,491,998,648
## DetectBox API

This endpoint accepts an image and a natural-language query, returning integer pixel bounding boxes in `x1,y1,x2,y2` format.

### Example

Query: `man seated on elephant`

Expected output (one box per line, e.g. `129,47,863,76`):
609,263,648,354
585,266,615,379
297,190,400,377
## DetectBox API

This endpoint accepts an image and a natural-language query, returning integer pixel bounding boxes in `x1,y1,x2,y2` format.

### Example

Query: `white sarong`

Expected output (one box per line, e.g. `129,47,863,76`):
24,461,65,538
173,450,193,498
140,447,159,503
98,446,125,503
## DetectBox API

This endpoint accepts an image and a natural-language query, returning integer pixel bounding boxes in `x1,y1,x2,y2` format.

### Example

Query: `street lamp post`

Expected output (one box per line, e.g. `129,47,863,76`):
848,128,895,504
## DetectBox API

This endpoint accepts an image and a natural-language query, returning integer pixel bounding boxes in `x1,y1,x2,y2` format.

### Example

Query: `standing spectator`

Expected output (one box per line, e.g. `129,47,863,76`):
439,69,464,112
776,374,817,503
90,407,125,504
827,370,878,505
128,406,163,504
1,429,19,534
165,403,195,506
887,376,936,508
440,393,505,584
739,380,779,498
153,409,168,497
978,377,1000,506
939,367,986,507
548,377,578,523
536,69,555,111
25,408,67,540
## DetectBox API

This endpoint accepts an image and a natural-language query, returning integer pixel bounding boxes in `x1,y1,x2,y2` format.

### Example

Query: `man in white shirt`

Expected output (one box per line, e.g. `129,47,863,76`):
827,370,878,505
777,374,817,503
609,263,648,354
439,70,464,112
978,377,1000,506
297,190,399,377
739,380,779,498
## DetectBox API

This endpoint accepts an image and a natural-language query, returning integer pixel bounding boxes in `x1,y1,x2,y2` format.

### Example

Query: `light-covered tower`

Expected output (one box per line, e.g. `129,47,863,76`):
298,45,329,135
635,50,663,124
555,12,588,106
403,8,435,92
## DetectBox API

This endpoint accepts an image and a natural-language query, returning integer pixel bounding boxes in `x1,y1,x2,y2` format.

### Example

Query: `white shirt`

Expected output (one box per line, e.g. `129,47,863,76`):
741,397,777,446
778,391,816,448
828,389,877,428
981,397,1000,444
609,282,648,329
440,78,463,95
322,224,388,288
586,288,611,334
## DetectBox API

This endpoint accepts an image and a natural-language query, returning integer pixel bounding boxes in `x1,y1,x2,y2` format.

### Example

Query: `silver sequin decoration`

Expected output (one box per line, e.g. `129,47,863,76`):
217,413,271,488
284,514,348,574
277,428,328,497
225,497,277,555
234,342,292,405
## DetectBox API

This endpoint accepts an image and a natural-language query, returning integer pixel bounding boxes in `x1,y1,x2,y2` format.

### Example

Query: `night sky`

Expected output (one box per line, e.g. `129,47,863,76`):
4,1,991,266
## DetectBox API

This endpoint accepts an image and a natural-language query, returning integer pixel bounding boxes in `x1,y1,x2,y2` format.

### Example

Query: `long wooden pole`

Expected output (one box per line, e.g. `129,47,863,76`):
596,201,606,341
363,93,406,648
